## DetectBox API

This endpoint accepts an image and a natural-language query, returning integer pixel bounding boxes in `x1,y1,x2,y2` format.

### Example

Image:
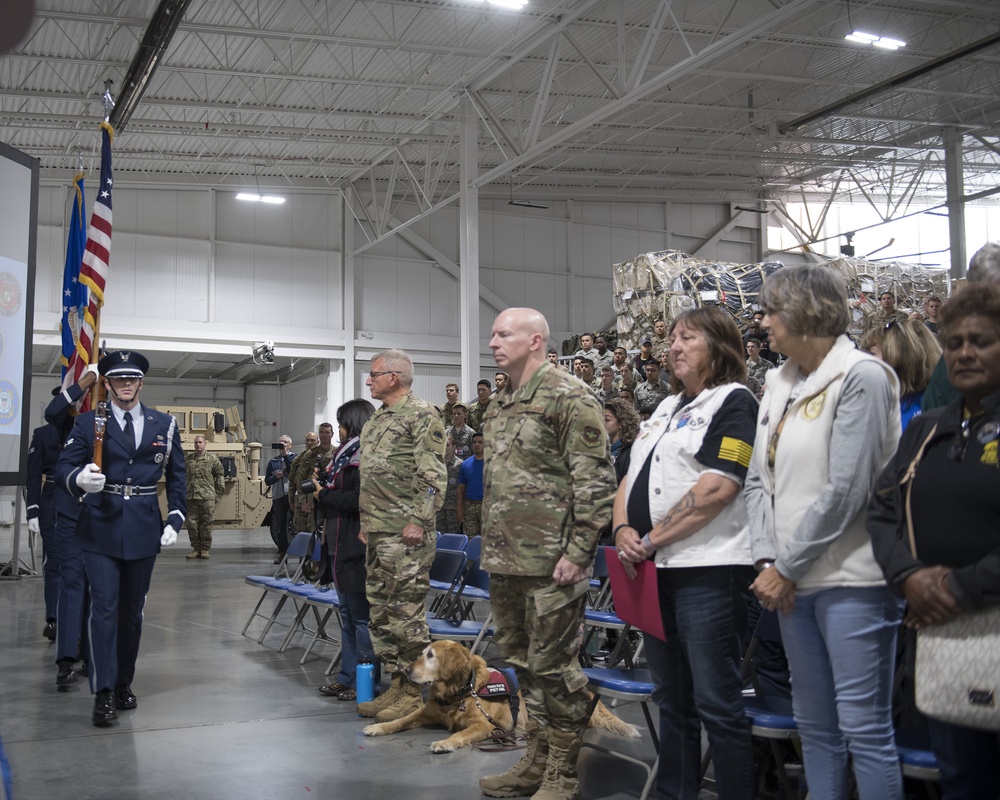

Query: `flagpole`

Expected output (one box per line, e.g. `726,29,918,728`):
89,81,115,409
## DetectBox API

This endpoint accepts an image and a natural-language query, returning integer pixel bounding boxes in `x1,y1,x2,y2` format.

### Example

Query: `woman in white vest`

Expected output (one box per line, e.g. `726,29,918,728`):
746,265,904,800
615,307,759,800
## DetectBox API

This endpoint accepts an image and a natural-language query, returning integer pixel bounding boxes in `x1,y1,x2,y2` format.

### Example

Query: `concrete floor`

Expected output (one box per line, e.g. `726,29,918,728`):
0,529,663,800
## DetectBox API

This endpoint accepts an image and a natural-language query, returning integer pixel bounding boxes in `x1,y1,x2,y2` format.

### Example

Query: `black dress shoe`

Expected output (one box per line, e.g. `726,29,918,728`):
92,689,117,726
114,684,137,710
43,621,56,641
56,659,78,689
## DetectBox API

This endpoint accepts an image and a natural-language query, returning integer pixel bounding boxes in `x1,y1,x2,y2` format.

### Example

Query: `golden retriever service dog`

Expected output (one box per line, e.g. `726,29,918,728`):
363,640,640,753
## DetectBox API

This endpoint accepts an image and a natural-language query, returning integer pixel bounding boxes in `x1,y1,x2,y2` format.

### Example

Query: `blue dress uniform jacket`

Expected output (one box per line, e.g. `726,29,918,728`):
57,404,187,559
26,423,63,528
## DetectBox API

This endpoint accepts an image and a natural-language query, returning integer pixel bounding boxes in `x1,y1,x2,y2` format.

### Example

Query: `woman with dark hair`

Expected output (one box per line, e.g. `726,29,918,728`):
315,398,377,701
614,306,759,800
869,283,1000,799
746,264,904,800
603,397,639,483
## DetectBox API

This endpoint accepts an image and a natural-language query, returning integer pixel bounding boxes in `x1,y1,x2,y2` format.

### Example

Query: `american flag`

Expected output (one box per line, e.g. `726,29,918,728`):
62,121,113,410
59,171,87,378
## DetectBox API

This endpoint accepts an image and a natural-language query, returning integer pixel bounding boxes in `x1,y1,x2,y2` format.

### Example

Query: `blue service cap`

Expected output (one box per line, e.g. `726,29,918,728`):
98,350,149,378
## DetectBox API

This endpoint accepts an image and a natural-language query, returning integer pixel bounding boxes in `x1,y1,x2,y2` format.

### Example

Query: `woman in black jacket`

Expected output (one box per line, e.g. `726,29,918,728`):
868,284,1000,799
315,399,377,701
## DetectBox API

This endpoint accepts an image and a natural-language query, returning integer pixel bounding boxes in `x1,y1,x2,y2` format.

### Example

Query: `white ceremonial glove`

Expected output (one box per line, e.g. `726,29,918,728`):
27,518,40,535
161,525,178,547
85,363,100,378
75,463,106,494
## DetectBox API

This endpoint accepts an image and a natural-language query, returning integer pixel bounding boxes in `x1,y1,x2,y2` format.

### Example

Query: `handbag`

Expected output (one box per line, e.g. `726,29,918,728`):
302,522,332,585
902,423,1000,730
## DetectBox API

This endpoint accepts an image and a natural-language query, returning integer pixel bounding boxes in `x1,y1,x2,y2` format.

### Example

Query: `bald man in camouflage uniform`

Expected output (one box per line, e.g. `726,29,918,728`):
479,308,615,800
185,435,226,559
357,349,447,722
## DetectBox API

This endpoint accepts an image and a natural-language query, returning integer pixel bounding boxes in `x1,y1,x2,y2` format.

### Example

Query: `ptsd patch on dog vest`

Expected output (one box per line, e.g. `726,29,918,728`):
477,669,513,698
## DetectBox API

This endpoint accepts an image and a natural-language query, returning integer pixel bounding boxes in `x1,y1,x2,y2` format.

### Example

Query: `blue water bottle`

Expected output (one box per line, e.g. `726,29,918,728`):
356,661,375,704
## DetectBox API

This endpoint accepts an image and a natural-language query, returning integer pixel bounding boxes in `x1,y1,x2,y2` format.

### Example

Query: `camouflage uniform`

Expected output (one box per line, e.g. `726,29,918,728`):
613,364,641,390
436,455,463,534
360,391,447,673
634,378,671,414
650,334,670,360
440,400,459,428
861,308,910,335
466,398,491,433
447,423,476,460
590,350,614,374
288,445,335,534
481,360,615,734
185,452,225,553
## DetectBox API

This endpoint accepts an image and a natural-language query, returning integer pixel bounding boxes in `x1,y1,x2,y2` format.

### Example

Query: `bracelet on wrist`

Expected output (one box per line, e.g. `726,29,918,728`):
756,560,775,573
641,533,654,551
612,523,631,538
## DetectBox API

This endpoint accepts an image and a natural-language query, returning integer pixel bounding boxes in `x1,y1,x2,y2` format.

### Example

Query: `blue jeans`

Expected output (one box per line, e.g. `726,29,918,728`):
778,586,903,800
644,565,756,800
335,591,377,687
927,718,1000,800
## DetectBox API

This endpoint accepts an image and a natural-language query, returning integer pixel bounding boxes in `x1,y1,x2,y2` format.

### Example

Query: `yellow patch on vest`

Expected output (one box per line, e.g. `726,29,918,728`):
718,437,753,468
802,392,826,420
982,440,997,467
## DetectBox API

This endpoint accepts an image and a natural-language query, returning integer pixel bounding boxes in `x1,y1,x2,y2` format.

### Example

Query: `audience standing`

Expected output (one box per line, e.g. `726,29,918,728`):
467,380,493,432
868,284,1000,800
358,349,447,722
264,435,295,560
446,403,476,459
479,308,614,800
634,362,671,414
184,434,225,560
746,265,904,800
602,397,639,484
615,306,759,800
436,434,463,535
441,382,460,427
316,399,378,702
861,319,941,431
456,432,485,536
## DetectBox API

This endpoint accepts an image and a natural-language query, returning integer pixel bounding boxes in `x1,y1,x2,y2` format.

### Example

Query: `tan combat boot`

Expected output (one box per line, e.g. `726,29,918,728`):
479,719,549,798
356,672,399,718
373,675,422,721
531,726,584,800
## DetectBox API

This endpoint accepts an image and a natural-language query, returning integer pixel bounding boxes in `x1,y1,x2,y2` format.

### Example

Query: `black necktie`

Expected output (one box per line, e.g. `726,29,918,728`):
123,411,136,453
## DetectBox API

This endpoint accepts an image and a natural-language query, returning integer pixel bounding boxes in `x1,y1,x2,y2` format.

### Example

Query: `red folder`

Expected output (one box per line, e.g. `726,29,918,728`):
606,554,666,641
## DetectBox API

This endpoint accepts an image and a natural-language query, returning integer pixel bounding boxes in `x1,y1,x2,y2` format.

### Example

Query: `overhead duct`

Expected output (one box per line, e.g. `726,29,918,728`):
109,0,192,132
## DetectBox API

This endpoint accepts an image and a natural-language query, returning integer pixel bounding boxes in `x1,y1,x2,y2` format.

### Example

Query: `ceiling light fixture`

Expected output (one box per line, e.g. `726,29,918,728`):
845,31,906,50
237,164,286,204
508,176,548,209
486,0,529,9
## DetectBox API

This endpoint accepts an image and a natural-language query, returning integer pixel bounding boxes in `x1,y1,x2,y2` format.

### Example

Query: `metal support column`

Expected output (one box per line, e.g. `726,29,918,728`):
459,95,481,397
944,128,967,280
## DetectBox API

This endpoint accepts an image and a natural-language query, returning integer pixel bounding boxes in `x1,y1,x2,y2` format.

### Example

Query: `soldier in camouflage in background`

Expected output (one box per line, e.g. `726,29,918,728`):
357,349,447,722
435,433,463,535
285,430,317,535
185,435,226,560
289,425,335,535
479,308,616,800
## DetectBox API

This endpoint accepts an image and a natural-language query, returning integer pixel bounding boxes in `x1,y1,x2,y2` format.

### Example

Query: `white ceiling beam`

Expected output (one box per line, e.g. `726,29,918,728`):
525,37,562,152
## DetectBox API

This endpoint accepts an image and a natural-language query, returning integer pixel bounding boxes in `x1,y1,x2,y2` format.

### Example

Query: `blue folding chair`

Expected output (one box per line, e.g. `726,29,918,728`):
242,531,316,638
242,532,322,644
581,666,658,800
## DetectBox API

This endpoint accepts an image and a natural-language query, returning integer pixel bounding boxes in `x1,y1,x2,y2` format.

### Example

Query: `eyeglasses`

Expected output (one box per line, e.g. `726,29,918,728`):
368,370,400,379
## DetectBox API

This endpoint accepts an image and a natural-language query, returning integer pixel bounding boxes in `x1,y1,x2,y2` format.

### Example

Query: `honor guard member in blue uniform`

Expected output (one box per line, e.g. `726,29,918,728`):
57,350,187,726
45,367,100,687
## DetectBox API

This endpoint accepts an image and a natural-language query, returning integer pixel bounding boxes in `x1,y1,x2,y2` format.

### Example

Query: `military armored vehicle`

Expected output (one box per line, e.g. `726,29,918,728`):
154,405,268,530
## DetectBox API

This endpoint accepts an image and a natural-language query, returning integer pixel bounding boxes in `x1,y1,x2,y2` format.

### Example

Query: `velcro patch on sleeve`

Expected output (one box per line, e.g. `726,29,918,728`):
718,436,753,468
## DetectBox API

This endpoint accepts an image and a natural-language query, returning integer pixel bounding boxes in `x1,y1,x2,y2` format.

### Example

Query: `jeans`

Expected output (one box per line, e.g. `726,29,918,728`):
778,586,903,800
644,565,756,800
335,591,377,687
927,718,1000,800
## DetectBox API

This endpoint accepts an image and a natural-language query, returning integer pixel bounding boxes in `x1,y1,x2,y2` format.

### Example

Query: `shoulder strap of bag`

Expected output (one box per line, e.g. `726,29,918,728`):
903,422,939,559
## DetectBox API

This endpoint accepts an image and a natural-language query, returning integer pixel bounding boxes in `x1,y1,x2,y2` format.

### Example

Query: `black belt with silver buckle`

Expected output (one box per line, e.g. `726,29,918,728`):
102,484,158,497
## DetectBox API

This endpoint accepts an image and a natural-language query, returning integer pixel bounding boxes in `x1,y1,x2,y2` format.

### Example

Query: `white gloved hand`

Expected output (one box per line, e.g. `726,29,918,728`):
75,463,106,494
160,525,178,547
85,363,100,378
27,518,40,535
